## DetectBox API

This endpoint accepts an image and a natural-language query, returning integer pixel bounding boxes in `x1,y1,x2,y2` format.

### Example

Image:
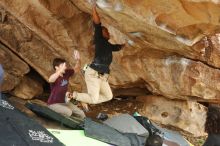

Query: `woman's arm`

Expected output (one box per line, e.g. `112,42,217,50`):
92,4,100,24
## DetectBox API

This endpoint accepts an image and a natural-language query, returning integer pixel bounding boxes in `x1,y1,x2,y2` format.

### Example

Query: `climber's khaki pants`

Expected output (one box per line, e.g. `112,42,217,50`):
76,66,113,104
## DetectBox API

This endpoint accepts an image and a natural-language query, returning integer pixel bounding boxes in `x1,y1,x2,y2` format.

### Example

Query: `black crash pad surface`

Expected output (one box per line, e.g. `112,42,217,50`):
0,99,64,146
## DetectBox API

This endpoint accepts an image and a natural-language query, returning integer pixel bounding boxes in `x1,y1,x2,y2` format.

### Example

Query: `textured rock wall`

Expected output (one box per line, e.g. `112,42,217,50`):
137,95,207,137
0,42,29,91
1,0,220,136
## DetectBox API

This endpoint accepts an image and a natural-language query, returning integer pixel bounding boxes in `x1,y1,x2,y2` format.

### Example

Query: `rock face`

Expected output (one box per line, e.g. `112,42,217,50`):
0,0,220,136
0,43,29,91
12,75,43,100
137,95,207,137
125,54,220,102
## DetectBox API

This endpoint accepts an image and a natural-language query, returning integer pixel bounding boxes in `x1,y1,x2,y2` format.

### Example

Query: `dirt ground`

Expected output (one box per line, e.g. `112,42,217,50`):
8,96,206,146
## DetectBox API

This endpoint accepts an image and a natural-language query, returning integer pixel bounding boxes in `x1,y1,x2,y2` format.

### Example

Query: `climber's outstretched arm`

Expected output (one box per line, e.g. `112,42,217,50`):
92,4,101,24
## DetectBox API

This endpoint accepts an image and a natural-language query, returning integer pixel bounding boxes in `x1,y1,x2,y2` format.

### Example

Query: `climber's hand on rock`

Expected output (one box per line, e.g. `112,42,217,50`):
120,43,127,49
92,0,97,7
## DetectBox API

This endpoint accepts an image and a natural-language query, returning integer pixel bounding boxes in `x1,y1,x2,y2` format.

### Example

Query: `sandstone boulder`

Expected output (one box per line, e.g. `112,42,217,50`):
0,43,29,91
118,54,220,102
12,75,43,99
0,0,220,137
137,95,207,137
